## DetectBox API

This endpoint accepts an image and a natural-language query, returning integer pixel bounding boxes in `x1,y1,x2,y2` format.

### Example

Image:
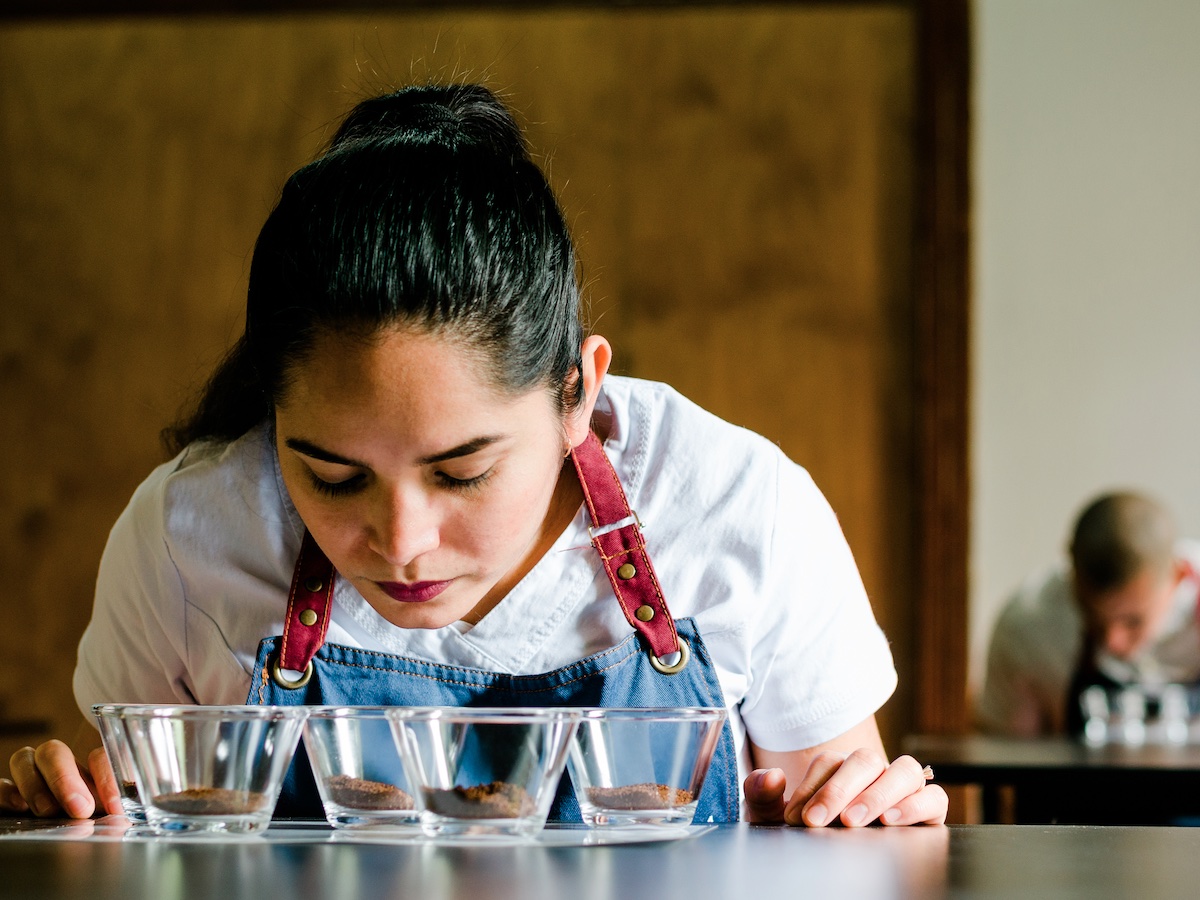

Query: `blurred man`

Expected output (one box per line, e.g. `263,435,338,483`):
975,491,1200,736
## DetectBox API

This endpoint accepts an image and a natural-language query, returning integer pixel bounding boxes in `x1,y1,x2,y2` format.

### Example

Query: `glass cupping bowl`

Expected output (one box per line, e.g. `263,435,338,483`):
117,705,308,835
566,707,727,827
387,707,580,839
91,704,148,823
304,706,420,830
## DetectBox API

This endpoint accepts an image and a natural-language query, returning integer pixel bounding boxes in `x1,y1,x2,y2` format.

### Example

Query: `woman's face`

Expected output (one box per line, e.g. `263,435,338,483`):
273,325,600,630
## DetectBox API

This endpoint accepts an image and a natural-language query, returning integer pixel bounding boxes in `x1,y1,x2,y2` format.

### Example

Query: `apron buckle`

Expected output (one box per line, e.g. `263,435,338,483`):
649,637,691,675
270,652,314,690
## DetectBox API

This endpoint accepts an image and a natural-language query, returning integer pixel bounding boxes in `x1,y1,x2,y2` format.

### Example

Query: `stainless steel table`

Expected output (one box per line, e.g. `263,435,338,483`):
2,819,1200,899
904,733,1200,824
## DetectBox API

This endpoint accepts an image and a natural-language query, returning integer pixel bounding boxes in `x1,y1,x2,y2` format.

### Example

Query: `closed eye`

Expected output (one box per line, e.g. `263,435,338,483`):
307,471,367,498
436,469,493,492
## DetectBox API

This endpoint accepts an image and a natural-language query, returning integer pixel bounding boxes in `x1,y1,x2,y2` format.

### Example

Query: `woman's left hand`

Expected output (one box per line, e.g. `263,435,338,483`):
743,717,948,827
745,751,947,827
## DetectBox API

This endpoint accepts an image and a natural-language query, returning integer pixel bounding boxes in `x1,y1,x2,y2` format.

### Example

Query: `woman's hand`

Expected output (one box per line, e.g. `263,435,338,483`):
0,724,121,819
743,717,948,827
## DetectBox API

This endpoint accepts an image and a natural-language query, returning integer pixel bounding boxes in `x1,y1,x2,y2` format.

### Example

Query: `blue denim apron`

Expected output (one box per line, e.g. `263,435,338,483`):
247,433,739,823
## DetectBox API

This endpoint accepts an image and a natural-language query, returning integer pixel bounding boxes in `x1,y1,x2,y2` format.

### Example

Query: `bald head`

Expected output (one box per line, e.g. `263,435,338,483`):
1069,492,1177,594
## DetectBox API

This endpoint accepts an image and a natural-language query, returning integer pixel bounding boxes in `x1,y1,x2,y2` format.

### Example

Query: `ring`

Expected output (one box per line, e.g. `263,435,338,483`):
922,765,934,781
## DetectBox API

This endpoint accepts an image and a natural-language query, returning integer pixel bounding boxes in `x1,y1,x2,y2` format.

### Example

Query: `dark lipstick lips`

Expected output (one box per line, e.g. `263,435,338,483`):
376,580,451,603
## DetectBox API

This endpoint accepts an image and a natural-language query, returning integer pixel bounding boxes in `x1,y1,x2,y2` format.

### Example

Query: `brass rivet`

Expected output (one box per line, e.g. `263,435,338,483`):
635,604,655,622
617,563,637,580
299,609,318,627
303,577,324,593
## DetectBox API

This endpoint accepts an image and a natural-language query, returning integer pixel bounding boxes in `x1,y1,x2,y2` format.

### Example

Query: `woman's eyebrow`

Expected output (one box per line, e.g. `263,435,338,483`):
284,438,366,467
284,435,504,467
418,435,504,465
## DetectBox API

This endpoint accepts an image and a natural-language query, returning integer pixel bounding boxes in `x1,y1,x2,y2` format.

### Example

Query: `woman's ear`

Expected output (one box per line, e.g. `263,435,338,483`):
565,335,612,447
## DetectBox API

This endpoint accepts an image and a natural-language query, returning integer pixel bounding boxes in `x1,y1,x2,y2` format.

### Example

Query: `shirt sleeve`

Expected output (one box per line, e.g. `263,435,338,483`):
737,455,898,752
974,600,1045,735
973,579,1076,736
73,462,196,719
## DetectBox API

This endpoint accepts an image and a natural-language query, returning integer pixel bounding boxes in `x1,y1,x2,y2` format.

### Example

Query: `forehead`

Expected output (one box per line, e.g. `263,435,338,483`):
1083,567,1173,619
282,325,502,404
272,324,559,456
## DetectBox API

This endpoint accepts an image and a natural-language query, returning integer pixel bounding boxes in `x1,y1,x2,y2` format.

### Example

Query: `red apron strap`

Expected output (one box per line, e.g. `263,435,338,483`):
1188,560,1200,626
279,530,335,672
569,431,682,661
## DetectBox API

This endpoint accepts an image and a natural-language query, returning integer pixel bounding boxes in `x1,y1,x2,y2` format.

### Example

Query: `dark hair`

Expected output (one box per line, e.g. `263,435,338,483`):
163,84,583,454
1069,491,1177,595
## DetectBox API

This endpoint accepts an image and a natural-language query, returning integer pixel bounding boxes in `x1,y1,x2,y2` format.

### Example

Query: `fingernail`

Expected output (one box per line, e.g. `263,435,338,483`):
749,771,766,792
32,797,54,817
844,803,869,826
65,794,90,819
804,803,828,827
881,807,902,824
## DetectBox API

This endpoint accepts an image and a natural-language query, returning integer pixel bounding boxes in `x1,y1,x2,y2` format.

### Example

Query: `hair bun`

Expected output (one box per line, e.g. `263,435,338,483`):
330,84,528,161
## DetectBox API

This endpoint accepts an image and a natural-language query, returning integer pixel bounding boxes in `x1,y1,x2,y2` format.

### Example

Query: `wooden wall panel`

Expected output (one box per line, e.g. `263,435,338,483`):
0,7,916,758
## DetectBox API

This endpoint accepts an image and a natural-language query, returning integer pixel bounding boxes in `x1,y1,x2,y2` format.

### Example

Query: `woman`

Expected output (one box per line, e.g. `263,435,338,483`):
1,84,945,827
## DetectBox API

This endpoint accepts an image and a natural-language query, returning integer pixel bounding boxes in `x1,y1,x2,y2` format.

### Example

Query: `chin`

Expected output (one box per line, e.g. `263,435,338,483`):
376,606,464,631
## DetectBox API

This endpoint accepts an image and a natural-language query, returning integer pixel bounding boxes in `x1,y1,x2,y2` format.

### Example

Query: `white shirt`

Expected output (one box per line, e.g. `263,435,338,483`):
75,375,897,775
974,540,1200,736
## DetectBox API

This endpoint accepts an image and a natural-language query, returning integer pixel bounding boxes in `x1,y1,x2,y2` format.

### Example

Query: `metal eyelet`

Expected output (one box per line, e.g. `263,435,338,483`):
648,637,690,675
270,653,314,690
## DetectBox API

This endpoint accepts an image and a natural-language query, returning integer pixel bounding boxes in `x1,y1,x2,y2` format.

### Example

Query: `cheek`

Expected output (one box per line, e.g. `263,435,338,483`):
452,465,562,553
280,474,361,556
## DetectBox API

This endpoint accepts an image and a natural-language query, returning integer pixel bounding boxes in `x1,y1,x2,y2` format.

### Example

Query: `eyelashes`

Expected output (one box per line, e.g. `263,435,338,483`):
435,469,493,493
307,472,366,498
305,469,494,498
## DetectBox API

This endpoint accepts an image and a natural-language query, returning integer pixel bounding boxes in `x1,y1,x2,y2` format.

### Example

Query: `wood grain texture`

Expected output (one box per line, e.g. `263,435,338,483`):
0,6,921,751
913,0,970,734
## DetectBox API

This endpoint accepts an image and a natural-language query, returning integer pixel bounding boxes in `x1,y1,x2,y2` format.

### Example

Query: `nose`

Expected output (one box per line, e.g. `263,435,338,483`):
1101,625,1136,660
367,485,440,567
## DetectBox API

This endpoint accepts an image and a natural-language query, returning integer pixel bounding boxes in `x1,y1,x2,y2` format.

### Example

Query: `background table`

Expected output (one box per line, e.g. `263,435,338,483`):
904,733,1200,824
3,819,1200,899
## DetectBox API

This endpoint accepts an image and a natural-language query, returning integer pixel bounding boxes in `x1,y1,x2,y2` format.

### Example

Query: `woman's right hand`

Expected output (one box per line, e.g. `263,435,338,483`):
0,737,120,819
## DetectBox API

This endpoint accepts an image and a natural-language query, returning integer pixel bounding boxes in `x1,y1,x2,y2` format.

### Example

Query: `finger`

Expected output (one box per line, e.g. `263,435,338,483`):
743,768,787,823
87,747,123,817
834,754,927,827
879,783,950,826
9,747,56,817
11,742,95,819
781,751,846,827
0,778,31,814
791,748,887,827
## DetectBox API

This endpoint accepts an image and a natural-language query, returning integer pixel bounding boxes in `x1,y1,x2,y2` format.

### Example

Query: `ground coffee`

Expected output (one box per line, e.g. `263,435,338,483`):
423,781,535,819
587,783,694,810
152,787,268,815
326,775,414,811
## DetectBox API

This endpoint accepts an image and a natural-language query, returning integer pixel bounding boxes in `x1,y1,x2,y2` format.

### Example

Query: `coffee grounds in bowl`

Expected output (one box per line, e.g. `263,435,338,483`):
423,781,535,819
152,787,269,815
327,774,414,811
587,783,694,809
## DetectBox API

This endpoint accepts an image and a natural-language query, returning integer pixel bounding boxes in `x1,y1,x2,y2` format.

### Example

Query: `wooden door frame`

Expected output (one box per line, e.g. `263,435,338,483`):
1,0,972,735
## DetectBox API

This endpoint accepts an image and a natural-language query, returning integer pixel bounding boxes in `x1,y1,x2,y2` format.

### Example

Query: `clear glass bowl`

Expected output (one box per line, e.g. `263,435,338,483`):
304,706,419,830
118,705,308,835
566,707,727,827
388,707,580,839
91,704,147,823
